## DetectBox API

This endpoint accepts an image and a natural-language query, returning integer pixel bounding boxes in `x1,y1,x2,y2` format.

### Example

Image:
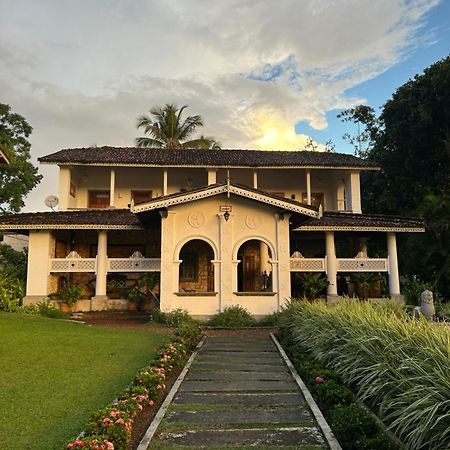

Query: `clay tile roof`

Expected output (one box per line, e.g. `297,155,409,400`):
38,146,380,169
0,209,143,230
295,211,425,232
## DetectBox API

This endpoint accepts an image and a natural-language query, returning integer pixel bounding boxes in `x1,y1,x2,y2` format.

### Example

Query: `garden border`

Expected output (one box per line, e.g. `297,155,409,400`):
270,332,342,450
136,335,206,450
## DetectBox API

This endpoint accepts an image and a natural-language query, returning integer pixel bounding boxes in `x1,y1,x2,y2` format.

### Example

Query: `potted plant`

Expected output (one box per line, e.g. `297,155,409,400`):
53,284,86,312
126,287,146,311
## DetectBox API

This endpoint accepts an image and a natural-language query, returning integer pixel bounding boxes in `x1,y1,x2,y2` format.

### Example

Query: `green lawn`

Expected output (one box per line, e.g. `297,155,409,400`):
0,312,169,450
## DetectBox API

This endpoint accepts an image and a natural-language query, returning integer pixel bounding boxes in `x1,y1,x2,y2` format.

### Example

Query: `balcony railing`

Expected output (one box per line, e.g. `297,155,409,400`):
49,258,97,272
337,258,388,272
290,258,326,272
49,257,161,273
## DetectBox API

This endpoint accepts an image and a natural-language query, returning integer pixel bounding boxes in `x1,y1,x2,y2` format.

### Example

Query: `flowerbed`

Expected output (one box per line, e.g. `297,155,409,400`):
65,322,203,449
278,300,450,450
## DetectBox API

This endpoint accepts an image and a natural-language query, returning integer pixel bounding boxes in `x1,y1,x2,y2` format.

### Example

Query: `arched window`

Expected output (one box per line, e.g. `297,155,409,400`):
237,239,272,292
178,240,215,292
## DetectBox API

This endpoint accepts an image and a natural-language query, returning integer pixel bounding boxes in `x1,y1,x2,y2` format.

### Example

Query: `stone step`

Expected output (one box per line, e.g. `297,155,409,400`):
186,371,290,381
199,351,280,359
179,380,298,392
192,362,281,372
173,392,306,407
157,426,326,448
166,408,312,425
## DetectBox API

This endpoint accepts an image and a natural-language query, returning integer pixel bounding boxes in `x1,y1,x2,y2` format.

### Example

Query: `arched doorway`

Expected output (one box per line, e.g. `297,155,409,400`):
237,239,273,292
178,239,215,292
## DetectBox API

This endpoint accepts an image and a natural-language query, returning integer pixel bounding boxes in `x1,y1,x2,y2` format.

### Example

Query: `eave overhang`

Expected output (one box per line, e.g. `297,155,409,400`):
132,183,320,218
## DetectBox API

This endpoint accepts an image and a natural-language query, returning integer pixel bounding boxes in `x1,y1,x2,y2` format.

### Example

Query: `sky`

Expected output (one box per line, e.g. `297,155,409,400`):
0,0,449,212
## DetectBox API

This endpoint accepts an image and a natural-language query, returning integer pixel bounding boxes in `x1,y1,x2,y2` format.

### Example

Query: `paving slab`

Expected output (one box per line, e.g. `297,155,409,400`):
166,408,312,424
180,380,298,392
185,371,291,381
192,362,281,371
198,352,282,361
157,427,326,447
173,392,306,407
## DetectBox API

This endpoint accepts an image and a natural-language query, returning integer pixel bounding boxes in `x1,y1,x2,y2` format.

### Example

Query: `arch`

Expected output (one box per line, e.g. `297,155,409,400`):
174,235,218,261
235,238,274,293
177,239,216,293
232,236,276,261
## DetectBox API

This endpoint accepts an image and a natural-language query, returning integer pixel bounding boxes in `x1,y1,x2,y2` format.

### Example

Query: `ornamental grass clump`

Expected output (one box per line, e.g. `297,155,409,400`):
282,300,450,450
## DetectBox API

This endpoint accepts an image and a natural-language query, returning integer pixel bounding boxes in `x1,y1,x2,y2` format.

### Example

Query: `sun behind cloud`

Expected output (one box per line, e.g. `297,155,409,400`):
251,114,325,151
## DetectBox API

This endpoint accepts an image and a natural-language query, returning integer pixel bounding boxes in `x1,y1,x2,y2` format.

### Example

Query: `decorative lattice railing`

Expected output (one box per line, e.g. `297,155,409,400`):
337,258,388,272
49,258,97,272
290,258,326,272
108,258,161,272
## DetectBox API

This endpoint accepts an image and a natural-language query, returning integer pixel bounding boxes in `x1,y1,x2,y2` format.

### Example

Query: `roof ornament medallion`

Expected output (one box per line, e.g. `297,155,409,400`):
188,211,205,228
245,213,262,230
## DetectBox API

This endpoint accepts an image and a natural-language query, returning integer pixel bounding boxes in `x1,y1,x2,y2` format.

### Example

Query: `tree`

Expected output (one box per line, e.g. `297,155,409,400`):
338,56,450,297
136,104,220,149
0,103,42,213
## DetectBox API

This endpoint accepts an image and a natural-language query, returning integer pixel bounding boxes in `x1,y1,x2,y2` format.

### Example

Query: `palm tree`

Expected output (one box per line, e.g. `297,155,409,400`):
136,104,220,149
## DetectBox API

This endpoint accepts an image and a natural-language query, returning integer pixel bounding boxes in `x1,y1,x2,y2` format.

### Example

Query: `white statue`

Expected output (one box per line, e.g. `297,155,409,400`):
413,290,435,321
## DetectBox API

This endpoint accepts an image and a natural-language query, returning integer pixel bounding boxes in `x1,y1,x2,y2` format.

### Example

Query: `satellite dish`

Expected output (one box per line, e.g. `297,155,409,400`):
45,195,59,210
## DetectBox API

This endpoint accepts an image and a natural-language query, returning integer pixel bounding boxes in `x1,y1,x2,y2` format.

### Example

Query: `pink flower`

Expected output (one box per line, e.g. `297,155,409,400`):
115,418,125,425
149,400,154,406
137,404,143,411
109,410,119,417
102,418,112,426
315,376,325,384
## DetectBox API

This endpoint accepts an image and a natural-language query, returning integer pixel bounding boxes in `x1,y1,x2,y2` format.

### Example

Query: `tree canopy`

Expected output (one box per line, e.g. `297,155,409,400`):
136,104,220,149
339,56,450,298
0,103,42,213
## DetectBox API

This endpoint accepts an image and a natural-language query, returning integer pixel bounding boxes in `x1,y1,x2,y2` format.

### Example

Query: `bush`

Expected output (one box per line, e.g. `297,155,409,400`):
208,305,255,327
149,308,194,326
280,300,449,450
311,380,353,411
38,300,68,319
258,310,284,326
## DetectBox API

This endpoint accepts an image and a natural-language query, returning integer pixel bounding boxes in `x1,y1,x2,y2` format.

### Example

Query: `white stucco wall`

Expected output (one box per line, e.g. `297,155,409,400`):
158,194,292,317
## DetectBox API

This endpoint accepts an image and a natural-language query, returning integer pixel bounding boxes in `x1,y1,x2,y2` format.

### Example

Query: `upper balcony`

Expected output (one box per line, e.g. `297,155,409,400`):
58,165,363,214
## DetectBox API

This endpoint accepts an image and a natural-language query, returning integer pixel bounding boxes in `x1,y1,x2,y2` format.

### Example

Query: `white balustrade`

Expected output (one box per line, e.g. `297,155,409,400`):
108,258,161,272
337,258,388,272
49,258,96,272
290,258,325,272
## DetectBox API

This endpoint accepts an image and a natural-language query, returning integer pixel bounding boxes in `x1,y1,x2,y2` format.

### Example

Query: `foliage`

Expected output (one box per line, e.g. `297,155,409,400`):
149,308,196,326
338,57,450,298
299,273,329,300
208,305,255,327
66,436,114,449
66,321,203,450
0,271,25,311
125,287,146,309
52,284,86,307
136,104,220,149
0,243,27,280
37,300,68,319
0,103,42,213
401,275,433,305
280,300,450,449
349,273,381,300
258,310,284,326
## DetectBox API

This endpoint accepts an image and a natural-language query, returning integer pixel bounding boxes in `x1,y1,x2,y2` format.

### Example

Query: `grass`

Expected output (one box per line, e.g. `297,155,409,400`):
0,312,169,450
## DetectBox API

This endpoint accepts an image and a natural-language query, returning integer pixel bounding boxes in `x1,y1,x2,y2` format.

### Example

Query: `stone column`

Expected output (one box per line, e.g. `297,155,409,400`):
219,213,233,311
92,230,108,309
163,169,168,196
306,170,311,205
387,232,401,297
58,167,71,211
109,169,115,207
23,230,52,305
207,169,217,185
325,231,338,297
275,213,291,310
160,211,175,311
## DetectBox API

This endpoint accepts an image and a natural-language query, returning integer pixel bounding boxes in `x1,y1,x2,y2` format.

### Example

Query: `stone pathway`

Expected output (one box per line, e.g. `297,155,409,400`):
147,335,329,449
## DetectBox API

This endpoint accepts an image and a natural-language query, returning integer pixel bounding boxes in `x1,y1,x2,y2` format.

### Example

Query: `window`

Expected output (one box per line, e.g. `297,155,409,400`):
302,192,324,208
131,190,152,205
179,252,198,281
88,190,110,209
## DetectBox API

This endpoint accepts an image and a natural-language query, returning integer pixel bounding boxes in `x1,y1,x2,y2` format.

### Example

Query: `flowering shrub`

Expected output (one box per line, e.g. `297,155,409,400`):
65,321,203,450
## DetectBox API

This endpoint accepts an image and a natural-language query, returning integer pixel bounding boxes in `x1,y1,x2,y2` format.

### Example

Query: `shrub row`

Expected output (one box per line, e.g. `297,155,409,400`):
65,321,203,449
279,300,450,450
278,333,397,450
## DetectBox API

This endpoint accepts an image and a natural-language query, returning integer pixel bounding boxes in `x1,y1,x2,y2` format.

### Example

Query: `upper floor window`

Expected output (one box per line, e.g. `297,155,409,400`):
131,190,152,205
88,190,110,209
302,192,324,208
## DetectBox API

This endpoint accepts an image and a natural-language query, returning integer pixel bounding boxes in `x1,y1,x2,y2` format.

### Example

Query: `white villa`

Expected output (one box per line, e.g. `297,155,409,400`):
0,147,424,317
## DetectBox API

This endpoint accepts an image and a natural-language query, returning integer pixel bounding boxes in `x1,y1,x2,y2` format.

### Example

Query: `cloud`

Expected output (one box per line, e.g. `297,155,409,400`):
0,0,440,210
